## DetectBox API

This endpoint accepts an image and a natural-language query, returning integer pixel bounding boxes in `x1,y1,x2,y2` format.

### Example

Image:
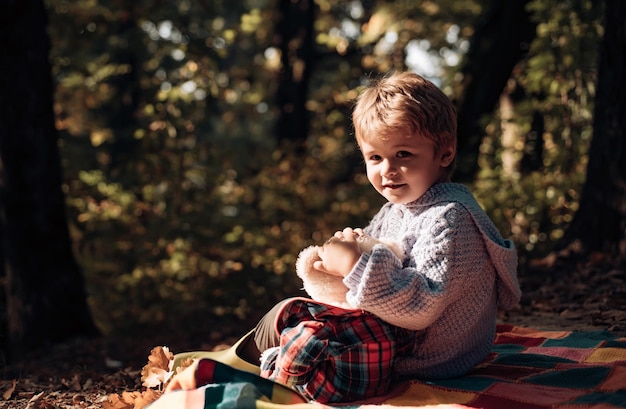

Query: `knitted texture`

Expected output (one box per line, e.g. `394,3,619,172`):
343,183,520,379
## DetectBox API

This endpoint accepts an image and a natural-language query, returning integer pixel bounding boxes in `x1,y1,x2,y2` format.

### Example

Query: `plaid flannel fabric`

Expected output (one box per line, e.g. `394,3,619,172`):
260,298,414,403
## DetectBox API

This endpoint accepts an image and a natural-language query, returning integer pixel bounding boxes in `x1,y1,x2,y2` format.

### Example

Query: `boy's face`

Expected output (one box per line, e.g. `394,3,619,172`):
360,133,454,205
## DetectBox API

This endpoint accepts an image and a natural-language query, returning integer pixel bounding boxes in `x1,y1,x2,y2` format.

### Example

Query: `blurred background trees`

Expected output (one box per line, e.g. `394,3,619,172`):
1,0,622,357
0,0,98,361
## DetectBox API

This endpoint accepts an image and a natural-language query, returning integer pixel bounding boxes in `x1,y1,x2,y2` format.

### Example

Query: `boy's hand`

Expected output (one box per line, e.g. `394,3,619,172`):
165,360,198,392
313,228,362,277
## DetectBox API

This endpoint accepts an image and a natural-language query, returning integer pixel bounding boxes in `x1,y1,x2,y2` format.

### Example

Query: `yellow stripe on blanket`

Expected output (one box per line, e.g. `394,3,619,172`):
586,347,626,363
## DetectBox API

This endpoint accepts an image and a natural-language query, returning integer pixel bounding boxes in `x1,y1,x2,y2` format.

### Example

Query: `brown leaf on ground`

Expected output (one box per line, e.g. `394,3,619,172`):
102,391,141,409
140,346,174,389
103,389,162,409
24,391,44,409
104,345,194,409
2,379,17,400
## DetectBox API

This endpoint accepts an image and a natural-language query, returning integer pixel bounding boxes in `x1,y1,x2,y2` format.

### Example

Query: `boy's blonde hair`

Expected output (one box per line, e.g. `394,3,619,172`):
352,72,457,179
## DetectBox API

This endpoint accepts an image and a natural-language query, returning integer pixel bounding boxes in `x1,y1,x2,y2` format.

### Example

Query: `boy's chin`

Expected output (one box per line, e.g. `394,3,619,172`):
384,196,413,205
383,192,423,205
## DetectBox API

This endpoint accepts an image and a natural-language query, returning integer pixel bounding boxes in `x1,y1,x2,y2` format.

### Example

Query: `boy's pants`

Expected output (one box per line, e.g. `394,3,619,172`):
239,299,288,364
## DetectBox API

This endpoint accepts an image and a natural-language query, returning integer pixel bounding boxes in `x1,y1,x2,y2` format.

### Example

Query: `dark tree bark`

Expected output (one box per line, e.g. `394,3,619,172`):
454,0,537,182
0,0,98,361
274,0,316,147
557,0,626,259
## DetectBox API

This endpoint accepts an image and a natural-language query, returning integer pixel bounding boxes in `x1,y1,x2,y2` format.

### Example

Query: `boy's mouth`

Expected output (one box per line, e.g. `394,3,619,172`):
383,183,406,190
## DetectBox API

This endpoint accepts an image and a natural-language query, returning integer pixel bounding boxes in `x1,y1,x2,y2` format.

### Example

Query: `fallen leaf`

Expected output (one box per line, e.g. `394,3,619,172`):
62,374,82,391
134,389,162,409
72,393,87,403
102,391,140,409
147,346,173,370
103,389,161,409
2,379,17,400
24,391,44,409
142,368,170,389
560,309,584,320
141,346,175,389
82,378,94,390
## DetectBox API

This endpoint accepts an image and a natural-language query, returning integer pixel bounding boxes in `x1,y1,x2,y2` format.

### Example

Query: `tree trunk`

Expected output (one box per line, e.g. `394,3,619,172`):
274,0,316,147
454,0,536,183
557,0,626,259
0,0,98,361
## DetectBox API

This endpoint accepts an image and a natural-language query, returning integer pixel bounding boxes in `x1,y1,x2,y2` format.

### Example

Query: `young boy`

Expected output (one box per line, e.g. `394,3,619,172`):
165,71,521,401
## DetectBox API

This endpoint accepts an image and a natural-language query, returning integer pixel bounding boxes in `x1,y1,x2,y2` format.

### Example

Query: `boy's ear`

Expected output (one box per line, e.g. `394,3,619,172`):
439,146,455,167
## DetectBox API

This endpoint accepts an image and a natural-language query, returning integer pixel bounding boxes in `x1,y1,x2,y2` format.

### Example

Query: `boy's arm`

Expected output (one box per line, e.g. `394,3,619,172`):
344,205,481,330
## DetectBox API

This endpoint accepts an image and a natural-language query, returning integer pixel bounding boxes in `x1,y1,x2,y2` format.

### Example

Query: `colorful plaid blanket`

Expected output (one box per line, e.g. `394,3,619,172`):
146,324,626,409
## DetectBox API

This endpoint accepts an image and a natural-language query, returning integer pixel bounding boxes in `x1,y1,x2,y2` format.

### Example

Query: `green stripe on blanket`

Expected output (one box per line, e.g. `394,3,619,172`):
146,324,626,409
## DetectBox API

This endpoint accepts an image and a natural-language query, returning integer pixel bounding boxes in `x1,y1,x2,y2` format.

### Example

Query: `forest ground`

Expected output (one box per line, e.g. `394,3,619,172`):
1,255,625,409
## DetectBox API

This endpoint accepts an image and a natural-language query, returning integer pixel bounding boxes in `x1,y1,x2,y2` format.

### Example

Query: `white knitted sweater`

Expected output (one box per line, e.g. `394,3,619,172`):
343,183,521,379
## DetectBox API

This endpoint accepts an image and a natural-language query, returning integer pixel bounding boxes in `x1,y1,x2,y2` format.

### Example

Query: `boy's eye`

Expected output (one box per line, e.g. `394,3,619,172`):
369,154,382,161
397,151,412,158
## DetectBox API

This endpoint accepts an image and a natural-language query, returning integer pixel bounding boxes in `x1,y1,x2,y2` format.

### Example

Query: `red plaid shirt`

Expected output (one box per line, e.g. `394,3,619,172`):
259,298,414,403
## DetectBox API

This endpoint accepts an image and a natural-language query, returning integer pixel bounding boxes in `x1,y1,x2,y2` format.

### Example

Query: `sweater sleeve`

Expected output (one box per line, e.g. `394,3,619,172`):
344,204,484,330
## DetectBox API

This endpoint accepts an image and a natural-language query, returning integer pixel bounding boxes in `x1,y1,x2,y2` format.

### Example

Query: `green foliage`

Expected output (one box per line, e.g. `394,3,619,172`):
471,0,601,260
44,0,601,334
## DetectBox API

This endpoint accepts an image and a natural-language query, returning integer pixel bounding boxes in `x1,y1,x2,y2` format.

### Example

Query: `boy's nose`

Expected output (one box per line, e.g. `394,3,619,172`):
382,159,398,176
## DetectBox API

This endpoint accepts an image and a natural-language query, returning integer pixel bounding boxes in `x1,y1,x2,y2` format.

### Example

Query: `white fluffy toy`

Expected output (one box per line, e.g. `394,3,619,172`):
295,235,404,308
